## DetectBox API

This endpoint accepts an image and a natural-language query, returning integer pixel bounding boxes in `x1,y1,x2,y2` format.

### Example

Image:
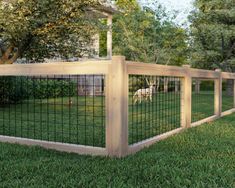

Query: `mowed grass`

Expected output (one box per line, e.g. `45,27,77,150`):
222,92,234,112
0,91,234,146
192,91,215,123
129,92,181,144
0,96,106,147
0,114,235,187
192,91,234,123
0,92,182,146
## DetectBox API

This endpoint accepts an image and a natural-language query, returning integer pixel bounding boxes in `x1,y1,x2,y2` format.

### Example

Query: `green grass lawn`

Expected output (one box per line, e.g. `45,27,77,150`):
0,92,182,146
0,114,235,187
222,92,234,112
192,91,215,123
0,91,234,147
0,96,106,147
192,91,234,123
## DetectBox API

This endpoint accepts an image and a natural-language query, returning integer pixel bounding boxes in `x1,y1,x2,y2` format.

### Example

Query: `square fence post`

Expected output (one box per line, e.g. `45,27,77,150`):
181,65,192,128
215,69,222,117
106,56,128,157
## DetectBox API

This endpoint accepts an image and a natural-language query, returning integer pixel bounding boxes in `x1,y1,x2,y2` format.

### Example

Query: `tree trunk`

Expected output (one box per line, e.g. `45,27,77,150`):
0,46,19,64
226,79,234,97
175,79,179,93
155,77,160,93
195,79,201,94
164,77,168,93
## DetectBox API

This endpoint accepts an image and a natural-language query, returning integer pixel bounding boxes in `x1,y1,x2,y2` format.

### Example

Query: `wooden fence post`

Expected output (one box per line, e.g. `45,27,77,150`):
181,65,192,128
215,69,222,117
106,56,128,157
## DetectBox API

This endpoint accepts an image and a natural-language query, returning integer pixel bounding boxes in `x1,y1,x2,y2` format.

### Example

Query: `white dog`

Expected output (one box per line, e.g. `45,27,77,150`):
133,79,155,104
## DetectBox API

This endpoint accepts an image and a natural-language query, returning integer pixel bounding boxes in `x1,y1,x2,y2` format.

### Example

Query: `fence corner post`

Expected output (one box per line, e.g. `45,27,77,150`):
106,56,128,157
215,69,222,117
181,65,192,128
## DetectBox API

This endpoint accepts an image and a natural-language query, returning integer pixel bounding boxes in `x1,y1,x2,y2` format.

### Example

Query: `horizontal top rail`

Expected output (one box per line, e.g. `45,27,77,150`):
1,58,235,79
189,68,220,79
127,61,235,79
127,61,186,77
0,60,111,76
221,72,235,79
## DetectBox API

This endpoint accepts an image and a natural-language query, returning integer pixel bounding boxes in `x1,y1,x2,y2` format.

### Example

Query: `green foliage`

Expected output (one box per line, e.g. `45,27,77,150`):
0,77,76,104
0,77,28,104
111,0,189,65
198,80,214,91
189,0,235,71
0,0,100,63
30,79,76,99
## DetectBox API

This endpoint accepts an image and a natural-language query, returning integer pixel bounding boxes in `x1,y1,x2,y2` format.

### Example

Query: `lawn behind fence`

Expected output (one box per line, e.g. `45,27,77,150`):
0,91,234,147
0,113,235,187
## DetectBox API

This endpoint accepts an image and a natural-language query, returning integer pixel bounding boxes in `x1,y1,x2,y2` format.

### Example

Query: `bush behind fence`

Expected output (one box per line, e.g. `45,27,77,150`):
0,77,76,105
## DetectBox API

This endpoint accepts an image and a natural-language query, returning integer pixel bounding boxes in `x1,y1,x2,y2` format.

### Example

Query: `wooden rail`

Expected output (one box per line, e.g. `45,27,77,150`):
0,56,235,157
0,61,111,76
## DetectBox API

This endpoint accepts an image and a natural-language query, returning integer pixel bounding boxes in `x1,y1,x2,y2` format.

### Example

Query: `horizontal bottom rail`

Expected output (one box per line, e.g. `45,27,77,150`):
128,128,184,155
0,135,107,156
191,115,219,127
221,108,235,117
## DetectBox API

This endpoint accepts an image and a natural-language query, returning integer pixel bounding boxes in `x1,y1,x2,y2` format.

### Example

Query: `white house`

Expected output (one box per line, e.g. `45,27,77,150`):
77,1,117,96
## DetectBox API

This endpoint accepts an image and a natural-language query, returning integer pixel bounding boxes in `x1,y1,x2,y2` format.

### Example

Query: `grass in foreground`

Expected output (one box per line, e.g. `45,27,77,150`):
0,113,235,187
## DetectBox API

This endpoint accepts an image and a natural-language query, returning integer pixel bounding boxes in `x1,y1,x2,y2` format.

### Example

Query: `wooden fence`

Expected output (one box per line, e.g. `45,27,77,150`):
0,56,234,157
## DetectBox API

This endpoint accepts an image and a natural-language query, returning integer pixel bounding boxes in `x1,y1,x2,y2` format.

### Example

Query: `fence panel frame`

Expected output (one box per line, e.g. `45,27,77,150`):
0,60,111,156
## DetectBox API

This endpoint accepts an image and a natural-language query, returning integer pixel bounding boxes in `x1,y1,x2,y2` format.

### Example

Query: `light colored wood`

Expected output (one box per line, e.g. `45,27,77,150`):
106,56,128,157
128,128,184,155
221,108,235,117
221,72,235,79
189,68,220,79
191,115,218,127
0,135,107,156
182,65,192,128
127,61,186,77
214,69,222,117
0,61,111,76
107,15,113,59
127,61,221,79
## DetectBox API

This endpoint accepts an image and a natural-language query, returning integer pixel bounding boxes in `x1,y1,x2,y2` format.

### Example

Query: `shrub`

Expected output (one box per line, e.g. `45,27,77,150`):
0,77,28,105
0,77,76,105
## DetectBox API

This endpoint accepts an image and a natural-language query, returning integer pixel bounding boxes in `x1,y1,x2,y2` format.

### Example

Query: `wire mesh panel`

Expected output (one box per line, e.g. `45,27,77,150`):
0,75,105,147
129,75,181,145
222,79,234,112
192,79,214,123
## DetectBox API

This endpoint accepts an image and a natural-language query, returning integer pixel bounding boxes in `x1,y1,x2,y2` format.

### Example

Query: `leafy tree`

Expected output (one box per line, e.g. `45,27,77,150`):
0,0,101,64
111,0,188,65
190,0,235,95
189,0,235,71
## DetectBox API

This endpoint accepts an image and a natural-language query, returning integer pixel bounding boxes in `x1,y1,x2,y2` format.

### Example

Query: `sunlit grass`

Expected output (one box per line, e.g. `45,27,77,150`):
0,113,235,187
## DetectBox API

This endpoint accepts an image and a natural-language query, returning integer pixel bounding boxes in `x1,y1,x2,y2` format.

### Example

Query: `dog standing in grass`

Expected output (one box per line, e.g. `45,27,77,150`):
133,79,155,104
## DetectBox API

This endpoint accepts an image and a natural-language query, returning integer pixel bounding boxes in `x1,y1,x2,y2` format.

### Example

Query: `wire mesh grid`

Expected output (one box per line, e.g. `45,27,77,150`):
129,75,181,145
191,79,215,123
222,79,234,112
0,75,105,147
